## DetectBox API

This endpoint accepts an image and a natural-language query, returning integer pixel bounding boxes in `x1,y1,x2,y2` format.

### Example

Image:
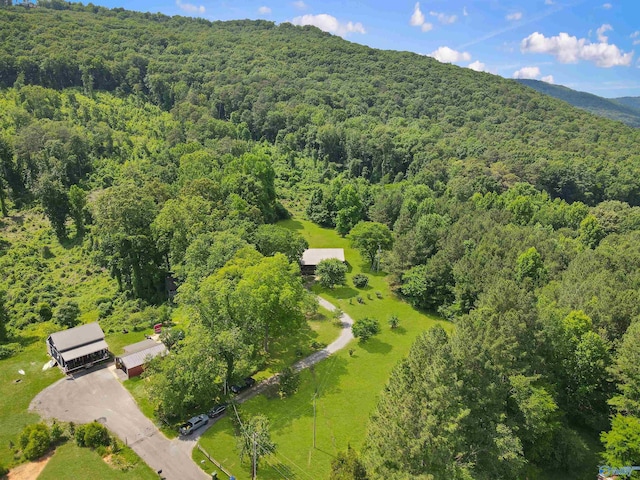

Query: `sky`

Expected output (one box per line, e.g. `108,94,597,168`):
90,0,639,98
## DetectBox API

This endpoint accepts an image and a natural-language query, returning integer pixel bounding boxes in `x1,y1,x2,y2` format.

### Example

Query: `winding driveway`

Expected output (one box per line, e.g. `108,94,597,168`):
29,296,354,480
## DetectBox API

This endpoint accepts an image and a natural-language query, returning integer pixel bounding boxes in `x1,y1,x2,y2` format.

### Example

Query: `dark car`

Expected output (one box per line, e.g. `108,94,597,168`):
230,376,256,394
179,414,208,436
207,403,227,419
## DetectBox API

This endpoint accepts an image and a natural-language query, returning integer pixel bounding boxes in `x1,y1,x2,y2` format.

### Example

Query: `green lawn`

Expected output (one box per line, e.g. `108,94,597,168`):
195,217,450,479
38,442,158,480
0,323,63,468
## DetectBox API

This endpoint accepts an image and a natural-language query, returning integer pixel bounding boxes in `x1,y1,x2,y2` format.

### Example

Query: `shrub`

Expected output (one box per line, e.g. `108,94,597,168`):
50,421,63,444
75,424,86,447
20,423,51,461
82,422,111,449
279,366,300,397
0,462,8,476
97,302,113,319
352,274,369,288
388,314,399,329
352,317,380,343
37,302,53,321
356,296,364,304
0,343,23,360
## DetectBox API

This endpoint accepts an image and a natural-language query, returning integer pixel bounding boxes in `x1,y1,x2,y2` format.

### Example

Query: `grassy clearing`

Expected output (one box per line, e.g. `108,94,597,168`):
38,442,158,480
196,216,450,479
0,323,63,467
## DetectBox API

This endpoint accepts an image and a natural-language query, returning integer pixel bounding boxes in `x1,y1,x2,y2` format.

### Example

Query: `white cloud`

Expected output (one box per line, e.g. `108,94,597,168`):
428,46,471,63
596,24,612,42
506,12,523,21
430,11,458,25
521,31,634,67
602,3,612,8
541,75,554,83
631,31,640,45
513,66,541,79
468,60,490,72
291,14,366,37
545,0,554,4
463,7,468,16
258,6,271,14
176,0,205,14
292,0,307,9
410,3,433,32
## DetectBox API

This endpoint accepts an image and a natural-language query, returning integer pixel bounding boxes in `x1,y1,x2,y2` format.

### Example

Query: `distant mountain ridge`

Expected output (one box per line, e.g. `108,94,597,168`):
516,79,640,128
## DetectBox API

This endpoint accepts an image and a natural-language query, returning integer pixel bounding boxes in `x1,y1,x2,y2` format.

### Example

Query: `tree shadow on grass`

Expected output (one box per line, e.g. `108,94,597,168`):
390,326,407,335
281,219,304,231
359,338,392,355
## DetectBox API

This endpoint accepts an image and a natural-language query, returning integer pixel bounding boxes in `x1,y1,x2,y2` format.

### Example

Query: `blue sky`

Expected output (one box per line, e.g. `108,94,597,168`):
92,0,639,98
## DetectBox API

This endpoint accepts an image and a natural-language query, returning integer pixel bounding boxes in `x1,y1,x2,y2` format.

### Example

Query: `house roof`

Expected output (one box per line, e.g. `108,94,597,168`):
60,340,109,362
48,322,105,353
118,343,167,370
300,248,345,266
123,339,158,355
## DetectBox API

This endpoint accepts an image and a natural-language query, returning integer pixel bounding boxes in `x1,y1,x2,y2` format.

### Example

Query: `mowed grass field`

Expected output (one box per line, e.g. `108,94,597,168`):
195,217,451,480
38,442,158,480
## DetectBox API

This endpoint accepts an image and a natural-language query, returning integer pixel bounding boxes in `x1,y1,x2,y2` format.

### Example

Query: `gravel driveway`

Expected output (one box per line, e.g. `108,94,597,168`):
30,365,210,480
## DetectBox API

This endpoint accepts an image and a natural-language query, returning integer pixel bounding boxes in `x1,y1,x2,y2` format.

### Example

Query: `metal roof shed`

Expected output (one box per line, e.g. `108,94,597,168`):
300,248,345,271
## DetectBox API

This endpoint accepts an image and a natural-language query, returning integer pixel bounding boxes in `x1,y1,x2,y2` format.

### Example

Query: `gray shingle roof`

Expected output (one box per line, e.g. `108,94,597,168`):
123,339,158,355
48,322,105,352
60,340,109,362
300,248,345,266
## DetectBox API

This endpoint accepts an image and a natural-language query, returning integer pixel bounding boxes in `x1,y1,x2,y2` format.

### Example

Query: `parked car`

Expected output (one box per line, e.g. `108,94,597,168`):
230,376,256,394
207,403,227,419
179,414,208,436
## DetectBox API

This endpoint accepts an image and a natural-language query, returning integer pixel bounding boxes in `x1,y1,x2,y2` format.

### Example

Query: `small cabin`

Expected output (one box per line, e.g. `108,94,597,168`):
47,322,110,374
300,248,346,274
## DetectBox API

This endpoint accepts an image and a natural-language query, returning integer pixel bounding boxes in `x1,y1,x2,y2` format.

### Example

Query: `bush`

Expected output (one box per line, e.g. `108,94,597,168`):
50,421,63,444
19,423,51,461
37,302,53,321
0,462,8,476
82,422,111,449
279,366,300,397
97,302,113,319
0,343,23,360
388,314,399,329
75,424,86,447
352,317,380,343
352,274,369,288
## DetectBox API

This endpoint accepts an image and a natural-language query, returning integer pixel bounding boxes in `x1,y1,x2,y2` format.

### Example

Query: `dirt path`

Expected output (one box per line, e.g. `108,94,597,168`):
7,451,53,480
235,295,354,401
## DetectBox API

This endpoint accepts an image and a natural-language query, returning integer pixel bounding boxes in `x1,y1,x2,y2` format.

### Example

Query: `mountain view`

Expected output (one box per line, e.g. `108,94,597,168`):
1,3,640,480
516,79,640,128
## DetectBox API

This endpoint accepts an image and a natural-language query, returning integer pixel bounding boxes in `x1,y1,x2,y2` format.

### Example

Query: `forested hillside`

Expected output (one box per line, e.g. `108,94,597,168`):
1,3,640,479
517,79,640,128
615,96,640,111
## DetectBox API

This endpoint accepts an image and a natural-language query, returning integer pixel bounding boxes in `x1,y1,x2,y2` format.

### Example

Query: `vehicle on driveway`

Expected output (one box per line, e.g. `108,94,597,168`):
207,403,227,419
179,414,208,436
230,377,256,394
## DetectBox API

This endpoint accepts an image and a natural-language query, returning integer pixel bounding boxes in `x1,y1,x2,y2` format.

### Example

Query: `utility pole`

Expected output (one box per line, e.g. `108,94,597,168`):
252,431,257,480
313,392,317,449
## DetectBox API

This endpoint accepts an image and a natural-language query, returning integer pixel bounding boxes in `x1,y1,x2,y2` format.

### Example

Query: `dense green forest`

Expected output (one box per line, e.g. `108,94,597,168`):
1,2,640,479
517,79,640,128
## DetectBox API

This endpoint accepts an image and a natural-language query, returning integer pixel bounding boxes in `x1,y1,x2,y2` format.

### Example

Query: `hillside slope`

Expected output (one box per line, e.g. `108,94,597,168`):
614,96,640,111
0,4,639,205
516,79,640,128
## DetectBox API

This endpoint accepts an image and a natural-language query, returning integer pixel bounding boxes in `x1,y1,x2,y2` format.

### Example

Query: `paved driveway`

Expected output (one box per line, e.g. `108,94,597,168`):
30,365,210,480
